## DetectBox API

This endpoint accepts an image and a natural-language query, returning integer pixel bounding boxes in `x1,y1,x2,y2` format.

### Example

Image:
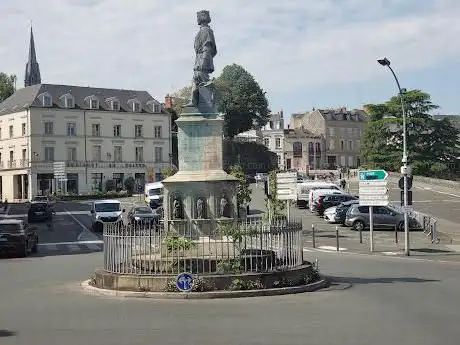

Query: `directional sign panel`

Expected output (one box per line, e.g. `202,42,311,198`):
359,199,389,206
358,187,389,194
359,181,388,187
358,195,389,200
359,169,388,181
276,172,297,200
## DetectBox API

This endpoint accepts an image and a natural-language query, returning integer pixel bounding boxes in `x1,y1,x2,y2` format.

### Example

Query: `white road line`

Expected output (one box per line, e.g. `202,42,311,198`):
318,246,348,251
38,243,58,251
4,210,91,218
63,208,97,241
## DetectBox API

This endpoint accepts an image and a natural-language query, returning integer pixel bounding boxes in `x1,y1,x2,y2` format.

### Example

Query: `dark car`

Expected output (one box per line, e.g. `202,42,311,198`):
334,199,360,224
0,219,38,257
127,206,159,225
28,202,53,222
149,198,163,210
315,194,358,216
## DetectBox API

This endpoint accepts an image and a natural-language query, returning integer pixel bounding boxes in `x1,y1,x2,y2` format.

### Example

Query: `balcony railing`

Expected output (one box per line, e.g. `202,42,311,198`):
29,160,170,169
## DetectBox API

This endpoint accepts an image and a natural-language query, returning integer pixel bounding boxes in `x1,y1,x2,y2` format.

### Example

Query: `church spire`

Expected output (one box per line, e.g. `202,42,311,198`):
24,25,41,87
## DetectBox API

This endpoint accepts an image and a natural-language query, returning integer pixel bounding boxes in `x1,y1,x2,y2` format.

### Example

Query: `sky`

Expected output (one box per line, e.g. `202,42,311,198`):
1,0,460,119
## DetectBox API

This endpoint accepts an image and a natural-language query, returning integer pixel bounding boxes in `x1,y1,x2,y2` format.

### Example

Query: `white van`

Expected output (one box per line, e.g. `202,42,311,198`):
309,188,343,212
144,182,164,207
90,199,124,232
296,182,340,208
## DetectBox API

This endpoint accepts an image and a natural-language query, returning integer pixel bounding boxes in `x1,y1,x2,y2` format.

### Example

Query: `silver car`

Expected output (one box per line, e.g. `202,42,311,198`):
344,204,406,231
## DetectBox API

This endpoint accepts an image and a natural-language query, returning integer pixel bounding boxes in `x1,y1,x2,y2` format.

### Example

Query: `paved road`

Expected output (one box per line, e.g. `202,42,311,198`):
1,244,460,344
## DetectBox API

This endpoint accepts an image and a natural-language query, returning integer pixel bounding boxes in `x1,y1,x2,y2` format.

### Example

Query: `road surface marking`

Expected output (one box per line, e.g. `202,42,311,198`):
381,251,402,256
62,208,97,241
38,243,58,251
3,211,90,218
318,246,348,251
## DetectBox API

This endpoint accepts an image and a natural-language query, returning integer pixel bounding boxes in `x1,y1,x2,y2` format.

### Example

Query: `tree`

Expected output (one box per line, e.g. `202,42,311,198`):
361,89,459,178
162,166,178,179
229,165,252,214
216,64,270,138
0,73,16,102
123,176,135,195
170,85,192,116
265,170,285,220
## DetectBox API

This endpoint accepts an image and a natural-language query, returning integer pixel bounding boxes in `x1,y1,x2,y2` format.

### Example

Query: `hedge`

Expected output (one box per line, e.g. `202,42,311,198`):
55,190,132,201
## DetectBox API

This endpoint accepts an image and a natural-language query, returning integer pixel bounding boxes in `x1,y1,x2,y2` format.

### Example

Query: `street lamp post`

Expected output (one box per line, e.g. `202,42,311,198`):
377,57,410,256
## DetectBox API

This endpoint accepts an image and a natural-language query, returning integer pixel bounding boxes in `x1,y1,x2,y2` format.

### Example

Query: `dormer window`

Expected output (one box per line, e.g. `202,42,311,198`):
40,93,52,107
62,94,75,108
112,100,120,111
85,95,99,110
128,99,141,112
154,104,160,113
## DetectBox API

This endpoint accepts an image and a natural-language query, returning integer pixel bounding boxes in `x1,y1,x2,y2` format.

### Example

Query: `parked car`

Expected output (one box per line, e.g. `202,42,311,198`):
344,204,407,231
315,194,357,216
0,219,38,257
254,173,268,182
27,201,53,222
90,200,124,232
309,188,343,213
323,206,338,223
296,182,341,208
331,200,360,224
127,206,159,225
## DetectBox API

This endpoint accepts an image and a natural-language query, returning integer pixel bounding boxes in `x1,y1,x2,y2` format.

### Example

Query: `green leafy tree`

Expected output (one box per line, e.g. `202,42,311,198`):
0,73,16,102
170,85,192,116
162,166,178,179
216,64,270,138
123,176,135,194
362,89,459,178
229,165,252,210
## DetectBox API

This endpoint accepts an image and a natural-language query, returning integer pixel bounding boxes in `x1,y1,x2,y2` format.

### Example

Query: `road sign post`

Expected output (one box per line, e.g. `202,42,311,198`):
276,172,297,222
176,272,194,292
358,169,389,252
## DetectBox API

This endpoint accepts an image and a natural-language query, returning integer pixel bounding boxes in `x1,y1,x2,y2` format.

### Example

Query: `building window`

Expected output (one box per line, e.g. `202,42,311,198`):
114,146,122,162
21,149,27,165
90,99,99,110
154,126,162,138
133,102,141,112
293,142,302,158
135,125,143,138
44,147,54,161
113,125,121,137
153,104,160,113
263,138,269,147
328,139,335,150
154,147,163,163
92,124,101,137
44,121,54,135
43,95,52,107
275,137,281,148
135,147,144,162
315,142,321,153
65,97,74,108
111,100,119,111
67,122,77,136
348,140,353,150
67,147,77,161
340,140,345,150
9,125,13,138
277,154,281,165
356,139,361,148
92,145,101,161
21,123,26,136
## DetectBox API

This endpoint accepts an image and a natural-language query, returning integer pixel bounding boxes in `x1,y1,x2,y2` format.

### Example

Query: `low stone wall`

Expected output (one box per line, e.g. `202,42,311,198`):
93,263,315,292
387,171,460,189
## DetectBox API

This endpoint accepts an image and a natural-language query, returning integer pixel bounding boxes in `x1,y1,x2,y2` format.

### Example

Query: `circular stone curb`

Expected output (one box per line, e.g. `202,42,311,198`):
80,277,329,299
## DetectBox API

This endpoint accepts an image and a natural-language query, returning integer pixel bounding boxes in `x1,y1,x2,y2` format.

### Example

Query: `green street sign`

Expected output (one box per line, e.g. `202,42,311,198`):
359,169,388,181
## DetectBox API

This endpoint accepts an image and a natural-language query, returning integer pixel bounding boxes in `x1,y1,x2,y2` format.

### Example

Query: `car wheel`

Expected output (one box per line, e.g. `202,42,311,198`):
397,221,404,231
353,220,365,231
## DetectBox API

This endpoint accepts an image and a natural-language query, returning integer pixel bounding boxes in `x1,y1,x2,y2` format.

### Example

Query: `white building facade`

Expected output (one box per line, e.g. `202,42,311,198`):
261,111,285,170
0,84,171,201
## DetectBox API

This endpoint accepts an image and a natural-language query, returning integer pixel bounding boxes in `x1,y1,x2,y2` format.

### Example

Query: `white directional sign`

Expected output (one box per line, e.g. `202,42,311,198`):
53,162,66,181
358,169,389,206
276,172,297,200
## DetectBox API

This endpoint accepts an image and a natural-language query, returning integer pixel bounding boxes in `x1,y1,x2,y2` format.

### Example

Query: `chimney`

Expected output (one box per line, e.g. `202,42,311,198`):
280,110,284,118
164,94,173,109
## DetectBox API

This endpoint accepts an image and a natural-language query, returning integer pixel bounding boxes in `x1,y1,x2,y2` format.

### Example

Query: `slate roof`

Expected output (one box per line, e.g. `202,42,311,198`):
317,108,367,122
0,84,163,116
284,128,322,139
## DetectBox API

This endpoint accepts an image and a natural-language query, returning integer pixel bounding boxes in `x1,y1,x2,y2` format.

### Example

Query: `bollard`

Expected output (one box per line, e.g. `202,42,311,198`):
312,224,316,248
395,224,398,244
359,225,363,244
336,225,339,251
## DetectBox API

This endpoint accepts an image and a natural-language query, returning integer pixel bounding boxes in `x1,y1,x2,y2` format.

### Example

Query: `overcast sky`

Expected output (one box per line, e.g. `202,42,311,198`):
1,0,460,117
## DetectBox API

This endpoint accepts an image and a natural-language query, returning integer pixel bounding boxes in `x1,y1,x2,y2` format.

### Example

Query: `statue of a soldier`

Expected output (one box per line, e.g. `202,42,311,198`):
185,10,217,108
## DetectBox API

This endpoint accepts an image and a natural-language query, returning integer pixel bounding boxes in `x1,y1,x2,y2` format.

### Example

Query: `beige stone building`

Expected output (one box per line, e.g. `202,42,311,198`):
291,107,366,168
283,128,324,173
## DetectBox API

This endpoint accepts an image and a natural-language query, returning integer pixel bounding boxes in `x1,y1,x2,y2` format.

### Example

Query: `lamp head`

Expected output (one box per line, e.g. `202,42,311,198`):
377,57,390,66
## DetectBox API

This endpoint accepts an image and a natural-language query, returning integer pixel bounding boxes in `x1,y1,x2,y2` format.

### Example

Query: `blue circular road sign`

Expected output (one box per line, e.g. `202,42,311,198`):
176,272,194,292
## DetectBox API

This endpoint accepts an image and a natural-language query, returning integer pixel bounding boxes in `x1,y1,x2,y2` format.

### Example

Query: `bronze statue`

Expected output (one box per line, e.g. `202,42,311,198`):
196,197,205,219
219,196,228,218
173,198,182,219
185,10,217,108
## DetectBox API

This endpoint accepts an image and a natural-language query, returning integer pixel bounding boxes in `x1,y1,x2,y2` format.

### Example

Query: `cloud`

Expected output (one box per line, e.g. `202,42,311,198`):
0,0,459,105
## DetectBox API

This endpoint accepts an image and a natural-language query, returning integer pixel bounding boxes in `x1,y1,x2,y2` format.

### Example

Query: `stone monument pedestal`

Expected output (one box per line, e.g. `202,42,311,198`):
163,86,238,238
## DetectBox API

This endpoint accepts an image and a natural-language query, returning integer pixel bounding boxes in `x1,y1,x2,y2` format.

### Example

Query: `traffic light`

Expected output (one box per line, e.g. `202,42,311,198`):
400,190,413,206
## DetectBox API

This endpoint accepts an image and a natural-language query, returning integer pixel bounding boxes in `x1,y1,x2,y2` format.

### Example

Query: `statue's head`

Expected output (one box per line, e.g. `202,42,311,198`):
197,10,211,25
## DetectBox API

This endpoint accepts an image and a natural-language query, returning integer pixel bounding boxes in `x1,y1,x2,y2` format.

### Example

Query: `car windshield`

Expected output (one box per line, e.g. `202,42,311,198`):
95,203,120,212
148,188,162,196
134,207,152,214
30,203,47,210
0,223,21,233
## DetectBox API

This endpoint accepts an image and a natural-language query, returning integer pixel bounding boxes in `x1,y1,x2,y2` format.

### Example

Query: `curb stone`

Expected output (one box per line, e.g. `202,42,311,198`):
80,277,329,299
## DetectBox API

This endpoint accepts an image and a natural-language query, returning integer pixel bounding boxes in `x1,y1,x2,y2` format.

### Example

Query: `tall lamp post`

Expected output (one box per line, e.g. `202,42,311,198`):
377,57,411,256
